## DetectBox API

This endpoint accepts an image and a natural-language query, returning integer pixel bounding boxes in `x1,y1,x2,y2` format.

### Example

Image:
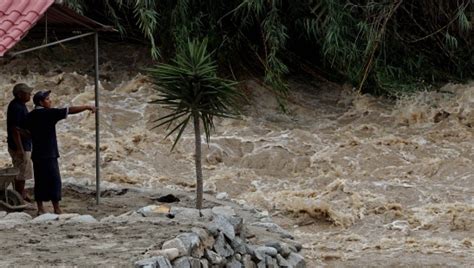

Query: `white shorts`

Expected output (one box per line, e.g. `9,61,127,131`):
8,149,33,181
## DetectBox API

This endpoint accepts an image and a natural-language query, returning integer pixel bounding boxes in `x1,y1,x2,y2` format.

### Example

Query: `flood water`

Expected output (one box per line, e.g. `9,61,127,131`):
1,48,472,266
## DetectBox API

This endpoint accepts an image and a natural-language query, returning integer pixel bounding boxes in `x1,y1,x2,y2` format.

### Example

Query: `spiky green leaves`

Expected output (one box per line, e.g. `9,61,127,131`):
148,39,243,150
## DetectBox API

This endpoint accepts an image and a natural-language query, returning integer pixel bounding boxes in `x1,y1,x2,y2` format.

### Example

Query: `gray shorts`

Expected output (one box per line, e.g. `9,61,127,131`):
8,149,33,181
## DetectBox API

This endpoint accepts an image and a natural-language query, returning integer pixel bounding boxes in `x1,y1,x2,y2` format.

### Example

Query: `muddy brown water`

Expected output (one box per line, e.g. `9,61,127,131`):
0,46,472,266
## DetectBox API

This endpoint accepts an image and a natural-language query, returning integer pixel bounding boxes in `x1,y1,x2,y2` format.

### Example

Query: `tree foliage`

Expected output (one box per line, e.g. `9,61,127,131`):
66,0,473,96
147,39,242,209
148,39,242,150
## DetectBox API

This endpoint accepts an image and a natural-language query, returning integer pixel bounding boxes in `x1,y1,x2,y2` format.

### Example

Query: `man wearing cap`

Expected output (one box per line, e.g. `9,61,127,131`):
7,83,34,202
26,90,96,215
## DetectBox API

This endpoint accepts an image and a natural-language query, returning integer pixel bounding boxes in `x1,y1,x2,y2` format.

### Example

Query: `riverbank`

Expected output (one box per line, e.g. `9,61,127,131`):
0,41,472,266
1,182,305,267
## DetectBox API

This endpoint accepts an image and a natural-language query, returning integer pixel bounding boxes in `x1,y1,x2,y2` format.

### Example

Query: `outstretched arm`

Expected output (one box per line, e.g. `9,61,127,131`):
68,105,96,115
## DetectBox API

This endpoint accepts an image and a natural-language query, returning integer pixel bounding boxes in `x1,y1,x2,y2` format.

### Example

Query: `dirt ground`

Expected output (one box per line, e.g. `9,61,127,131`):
22,184,209,218
0,184,238,267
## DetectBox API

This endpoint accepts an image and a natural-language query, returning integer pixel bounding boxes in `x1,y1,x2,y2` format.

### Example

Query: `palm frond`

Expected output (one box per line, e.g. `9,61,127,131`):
148,38,244,150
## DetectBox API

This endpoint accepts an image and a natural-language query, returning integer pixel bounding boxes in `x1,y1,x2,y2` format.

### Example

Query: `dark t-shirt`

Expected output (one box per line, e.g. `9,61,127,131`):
26,107,68,160
7,98,32,151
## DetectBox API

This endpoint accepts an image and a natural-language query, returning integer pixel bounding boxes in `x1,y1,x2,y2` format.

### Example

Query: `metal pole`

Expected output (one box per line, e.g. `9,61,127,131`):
44,13,48,44
8,32,95,57
94,32,100,205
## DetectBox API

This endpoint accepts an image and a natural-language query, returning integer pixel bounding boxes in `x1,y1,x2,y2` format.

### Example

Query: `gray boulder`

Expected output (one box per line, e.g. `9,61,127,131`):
177,232,202,258
32,213,59,223
209,214,235,240
204,249,224,265
211,205,235,216
172,256,200,268
265,241,292,257
137,205,171,217
147,248,179,261
216,192,229,200
230,236,247,255
200,258,209,268
0,212,32,228
256,246,278,257
242,254,256,268
191,227,215,248
135,257,157,268
287,252,305,268
276,254,290,267
213,232,234,258
3,212,31,221
155,256,173,268
135,256,171,268
265,255,278,268
58,213,81,221
67,215,98,224
170,207,212,221
226,257,243,268
247,245,264,261
162,238,187,257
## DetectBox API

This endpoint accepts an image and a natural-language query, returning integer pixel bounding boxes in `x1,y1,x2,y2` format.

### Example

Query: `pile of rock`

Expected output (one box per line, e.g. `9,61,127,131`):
1,200,306,267
135,210,305,268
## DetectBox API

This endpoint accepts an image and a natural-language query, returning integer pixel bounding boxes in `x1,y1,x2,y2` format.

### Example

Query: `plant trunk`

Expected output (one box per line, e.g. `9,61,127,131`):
193,112,203,210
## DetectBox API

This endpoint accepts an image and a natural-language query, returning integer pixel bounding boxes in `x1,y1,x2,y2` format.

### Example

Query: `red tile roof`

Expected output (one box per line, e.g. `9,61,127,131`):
0,1,114,57
0,0,55,57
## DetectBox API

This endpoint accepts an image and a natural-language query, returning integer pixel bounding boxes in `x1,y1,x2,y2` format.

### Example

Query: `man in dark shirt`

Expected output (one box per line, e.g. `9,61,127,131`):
7,83,34,201
26,90,96,215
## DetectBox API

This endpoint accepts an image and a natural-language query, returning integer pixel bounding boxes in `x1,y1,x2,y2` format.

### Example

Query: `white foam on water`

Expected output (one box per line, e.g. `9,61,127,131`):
1,66,472,265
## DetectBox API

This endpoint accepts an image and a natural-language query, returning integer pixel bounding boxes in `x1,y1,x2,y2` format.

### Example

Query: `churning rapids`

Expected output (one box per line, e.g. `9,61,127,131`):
0,46,472,266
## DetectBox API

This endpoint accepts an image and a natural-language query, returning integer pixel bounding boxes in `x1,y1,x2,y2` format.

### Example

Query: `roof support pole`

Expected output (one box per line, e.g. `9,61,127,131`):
94,31,101,205
8,32,95,57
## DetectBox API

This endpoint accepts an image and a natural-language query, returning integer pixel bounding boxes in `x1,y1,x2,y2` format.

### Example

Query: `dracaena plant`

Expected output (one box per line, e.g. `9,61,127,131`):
148,39,243,210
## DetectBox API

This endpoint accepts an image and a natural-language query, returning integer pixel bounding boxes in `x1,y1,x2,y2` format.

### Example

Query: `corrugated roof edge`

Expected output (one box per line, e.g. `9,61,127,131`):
0,1,116,57
46,4,117,32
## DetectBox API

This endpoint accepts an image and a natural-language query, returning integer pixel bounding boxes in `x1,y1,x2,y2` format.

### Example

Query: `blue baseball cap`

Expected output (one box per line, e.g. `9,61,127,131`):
33,90,51,106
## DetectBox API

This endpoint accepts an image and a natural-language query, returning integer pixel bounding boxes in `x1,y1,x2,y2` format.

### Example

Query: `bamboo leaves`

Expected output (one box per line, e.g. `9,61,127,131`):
65,0,473,96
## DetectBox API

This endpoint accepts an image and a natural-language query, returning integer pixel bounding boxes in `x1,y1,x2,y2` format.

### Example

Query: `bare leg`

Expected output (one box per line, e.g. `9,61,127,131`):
14,180,31,202
36,201,45,215
52,201,62,214
14,180,23,194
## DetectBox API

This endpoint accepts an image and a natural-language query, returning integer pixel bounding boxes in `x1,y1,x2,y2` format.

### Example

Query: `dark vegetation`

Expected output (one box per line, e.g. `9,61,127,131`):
66,0,473,97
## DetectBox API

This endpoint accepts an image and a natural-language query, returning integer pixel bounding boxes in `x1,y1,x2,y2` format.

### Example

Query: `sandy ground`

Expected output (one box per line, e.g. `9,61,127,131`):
1,184,301,267
1,185,193,266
